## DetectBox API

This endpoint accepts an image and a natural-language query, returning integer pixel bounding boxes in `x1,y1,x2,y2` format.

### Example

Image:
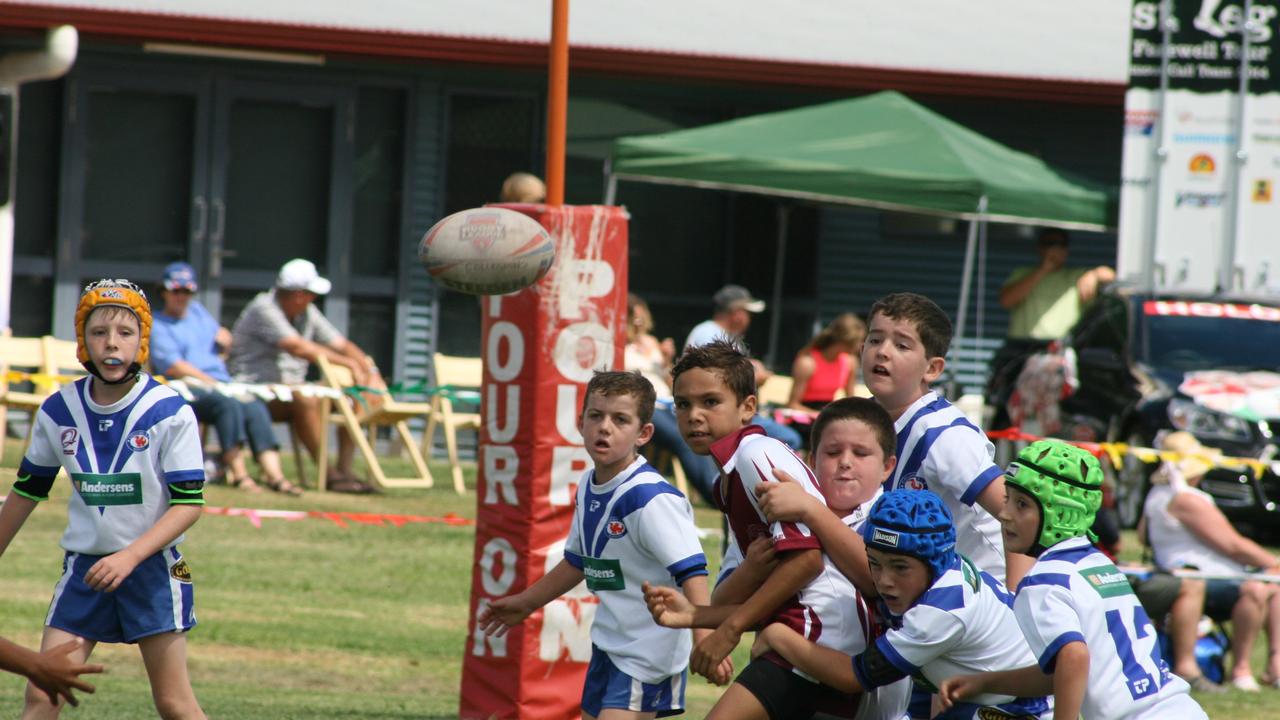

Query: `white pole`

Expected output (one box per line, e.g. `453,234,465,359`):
765,205,789,369
952,196,987,395
0,25,78,332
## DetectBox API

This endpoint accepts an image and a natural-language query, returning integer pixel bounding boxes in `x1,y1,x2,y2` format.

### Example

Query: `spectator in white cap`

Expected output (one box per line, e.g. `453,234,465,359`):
226,259,386,493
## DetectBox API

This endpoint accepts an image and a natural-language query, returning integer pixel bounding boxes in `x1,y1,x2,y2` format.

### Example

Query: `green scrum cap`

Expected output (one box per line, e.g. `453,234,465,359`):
1003,439,1103,556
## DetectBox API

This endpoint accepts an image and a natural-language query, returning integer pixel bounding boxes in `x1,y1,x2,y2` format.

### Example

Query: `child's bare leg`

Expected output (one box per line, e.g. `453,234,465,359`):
706,683,770,720
22,627,96,720
138,632,205,720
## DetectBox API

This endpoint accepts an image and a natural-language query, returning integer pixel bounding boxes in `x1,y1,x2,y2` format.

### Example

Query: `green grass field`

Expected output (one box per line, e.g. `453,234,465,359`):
0,441,1274,718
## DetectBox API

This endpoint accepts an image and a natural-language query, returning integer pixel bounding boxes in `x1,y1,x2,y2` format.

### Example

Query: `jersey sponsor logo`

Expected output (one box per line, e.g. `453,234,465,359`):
1080,565,1135,599
605,519,626,538
871,528,901,548
127,432,150,452
71,472,143,506
60,428,78,455
170,559,193,583
588,499,601,512
98,419,114,432
581,556,625,592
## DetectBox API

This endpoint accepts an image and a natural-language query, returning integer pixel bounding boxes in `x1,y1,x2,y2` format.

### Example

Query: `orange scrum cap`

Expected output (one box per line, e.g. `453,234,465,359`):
74,279,153,376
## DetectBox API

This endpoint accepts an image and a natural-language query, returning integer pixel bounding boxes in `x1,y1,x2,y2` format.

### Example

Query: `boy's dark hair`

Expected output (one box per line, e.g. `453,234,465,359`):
583,370,657,425
810,397,896,462
867,292,953,359
670,340,756,404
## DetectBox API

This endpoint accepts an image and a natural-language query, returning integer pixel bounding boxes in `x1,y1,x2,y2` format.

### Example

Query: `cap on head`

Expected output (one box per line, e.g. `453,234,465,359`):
860,490,957,581
713,284,765,314
276,259,331,295
75,279,152,376
161,261,198,292
1004,440,1103,555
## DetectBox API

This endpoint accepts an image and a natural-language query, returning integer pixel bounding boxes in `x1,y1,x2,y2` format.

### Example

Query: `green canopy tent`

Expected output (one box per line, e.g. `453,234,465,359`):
605,90,1115,371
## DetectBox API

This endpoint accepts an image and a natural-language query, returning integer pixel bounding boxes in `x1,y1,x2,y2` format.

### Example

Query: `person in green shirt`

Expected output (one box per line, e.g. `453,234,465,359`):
986,229,1114,428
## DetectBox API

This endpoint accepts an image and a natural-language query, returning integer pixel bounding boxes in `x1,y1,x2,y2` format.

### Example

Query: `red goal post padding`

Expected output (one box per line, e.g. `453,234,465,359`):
460,204,629,720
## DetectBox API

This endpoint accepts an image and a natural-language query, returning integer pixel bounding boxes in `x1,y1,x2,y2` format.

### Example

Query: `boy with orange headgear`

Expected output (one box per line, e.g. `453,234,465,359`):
0,278,208,718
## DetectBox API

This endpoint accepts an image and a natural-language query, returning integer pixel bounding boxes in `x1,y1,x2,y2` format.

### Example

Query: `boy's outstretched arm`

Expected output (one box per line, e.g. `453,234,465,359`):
758,469,877,596
692,548,822,678
0,492,39,558
758,623,863,694
477,560,584,637
83,503,202,593
679,574,732,686
938,664,1053,709
0,637,103,707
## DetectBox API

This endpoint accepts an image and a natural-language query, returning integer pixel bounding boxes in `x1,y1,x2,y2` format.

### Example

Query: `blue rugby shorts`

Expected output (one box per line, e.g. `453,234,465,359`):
46,546,196,644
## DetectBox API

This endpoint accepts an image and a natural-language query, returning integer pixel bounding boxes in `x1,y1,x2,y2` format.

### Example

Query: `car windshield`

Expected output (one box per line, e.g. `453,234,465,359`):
1139,299,1280,371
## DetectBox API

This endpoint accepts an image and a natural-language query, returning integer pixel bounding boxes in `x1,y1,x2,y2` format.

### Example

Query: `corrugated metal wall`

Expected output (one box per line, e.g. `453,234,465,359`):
396,82,444,390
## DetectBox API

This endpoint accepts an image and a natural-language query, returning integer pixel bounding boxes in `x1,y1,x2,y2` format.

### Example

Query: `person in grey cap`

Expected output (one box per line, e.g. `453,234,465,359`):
226,259,387,493
683,284,765,351
682,284,802,450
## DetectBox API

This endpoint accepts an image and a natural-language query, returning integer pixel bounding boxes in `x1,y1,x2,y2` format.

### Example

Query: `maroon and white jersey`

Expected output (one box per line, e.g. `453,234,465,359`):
711,426,870,656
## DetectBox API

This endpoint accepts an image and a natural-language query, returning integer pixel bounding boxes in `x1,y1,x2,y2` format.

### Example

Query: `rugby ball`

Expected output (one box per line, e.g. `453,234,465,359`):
418,207,556,295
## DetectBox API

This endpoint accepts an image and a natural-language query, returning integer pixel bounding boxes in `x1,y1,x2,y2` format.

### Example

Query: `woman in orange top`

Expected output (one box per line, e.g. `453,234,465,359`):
787,312,865,413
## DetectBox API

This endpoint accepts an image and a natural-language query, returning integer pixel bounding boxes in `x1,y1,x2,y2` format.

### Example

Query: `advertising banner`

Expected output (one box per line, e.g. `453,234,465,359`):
1120,1,1280,293
459,204,629,720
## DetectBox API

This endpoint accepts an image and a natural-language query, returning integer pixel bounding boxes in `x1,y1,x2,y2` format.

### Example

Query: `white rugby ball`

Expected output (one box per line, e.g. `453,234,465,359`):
418,207,556,295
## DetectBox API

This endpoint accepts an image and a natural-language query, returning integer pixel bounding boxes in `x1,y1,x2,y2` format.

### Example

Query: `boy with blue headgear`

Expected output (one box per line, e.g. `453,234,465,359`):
751,490,1051,719
941,440,1207,719
0,279,207,718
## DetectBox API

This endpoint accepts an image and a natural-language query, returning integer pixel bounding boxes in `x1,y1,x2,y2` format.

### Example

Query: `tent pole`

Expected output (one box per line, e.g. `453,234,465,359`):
766,205,790,370
604,158,618,206
952,196,987,397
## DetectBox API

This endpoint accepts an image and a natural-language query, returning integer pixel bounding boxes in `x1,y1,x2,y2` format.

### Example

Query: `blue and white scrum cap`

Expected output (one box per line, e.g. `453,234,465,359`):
860,489,958,581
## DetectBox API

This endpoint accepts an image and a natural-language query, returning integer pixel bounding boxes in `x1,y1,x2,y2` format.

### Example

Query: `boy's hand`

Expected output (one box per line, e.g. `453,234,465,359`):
691,630,733,686
28,638,103,707
741,536,778,576
476,596,533,637
939,674,986,708
691,626,740,679
757,470,820,523
83,551,141,592
642,582,694,628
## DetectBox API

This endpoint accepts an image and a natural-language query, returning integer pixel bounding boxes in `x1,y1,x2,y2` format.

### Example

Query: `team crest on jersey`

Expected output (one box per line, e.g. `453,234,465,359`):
872,528,901,548
60,428,78,455
902,474,928,491
169,559,193,583
606,519,627,538
126,432,150,452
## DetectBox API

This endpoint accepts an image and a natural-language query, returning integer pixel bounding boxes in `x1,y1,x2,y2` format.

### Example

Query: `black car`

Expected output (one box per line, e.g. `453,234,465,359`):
1040,287,1280,535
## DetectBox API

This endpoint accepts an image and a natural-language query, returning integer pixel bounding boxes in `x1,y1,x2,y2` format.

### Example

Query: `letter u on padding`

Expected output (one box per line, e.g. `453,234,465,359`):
486,385,520,443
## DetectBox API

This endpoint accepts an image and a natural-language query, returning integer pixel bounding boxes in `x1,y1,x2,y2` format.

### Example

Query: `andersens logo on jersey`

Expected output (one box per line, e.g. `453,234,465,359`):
581,557,625,592
71,472,143,506
1080,565,1135,599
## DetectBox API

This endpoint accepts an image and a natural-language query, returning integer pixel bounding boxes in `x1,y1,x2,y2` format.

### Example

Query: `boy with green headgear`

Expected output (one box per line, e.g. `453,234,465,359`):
939,439,1206,720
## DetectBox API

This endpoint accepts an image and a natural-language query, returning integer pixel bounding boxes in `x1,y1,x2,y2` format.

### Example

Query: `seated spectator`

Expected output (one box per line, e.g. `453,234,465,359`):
786,312,864,415
150,262,298,495
226,259,387,494
1142,431,1280,692
623,293,717,505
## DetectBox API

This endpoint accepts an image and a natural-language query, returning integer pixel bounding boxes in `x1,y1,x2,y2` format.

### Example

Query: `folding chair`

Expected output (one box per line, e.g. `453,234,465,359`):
314,355,434,491
757,374,794,411
0,334,54,465
423,353,481,494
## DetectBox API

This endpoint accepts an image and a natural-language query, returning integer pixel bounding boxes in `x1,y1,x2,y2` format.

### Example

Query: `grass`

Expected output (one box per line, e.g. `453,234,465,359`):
0,438,1271,718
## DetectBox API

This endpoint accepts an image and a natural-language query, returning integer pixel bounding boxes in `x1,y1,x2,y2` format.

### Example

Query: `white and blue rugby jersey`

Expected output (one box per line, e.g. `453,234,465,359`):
885,392,1006,581
563,456,708,684
19,376,205,556
1015,536,1207,720
857,557,1050,720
